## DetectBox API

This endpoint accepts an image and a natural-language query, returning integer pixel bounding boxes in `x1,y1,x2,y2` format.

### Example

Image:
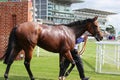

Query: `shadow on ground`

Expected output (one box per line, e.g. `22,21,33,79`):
0,76,54,80
82,58,95,71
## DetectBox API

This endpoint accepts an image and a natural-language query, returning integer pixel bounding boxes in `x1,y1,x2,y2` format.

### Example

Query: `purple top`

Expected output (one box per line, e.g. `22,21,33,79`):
76,37,84,44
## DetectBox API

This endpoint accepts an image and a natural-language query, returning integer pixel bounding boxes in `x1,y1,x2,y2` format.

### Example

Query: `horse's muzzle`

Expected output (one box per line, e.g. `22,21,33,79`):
95,34,103,41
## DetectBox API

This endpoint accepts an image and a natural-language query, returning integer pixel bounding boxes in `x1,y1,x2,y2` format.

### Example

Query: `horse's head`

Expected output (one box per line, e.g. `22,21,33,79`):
86,16,103,41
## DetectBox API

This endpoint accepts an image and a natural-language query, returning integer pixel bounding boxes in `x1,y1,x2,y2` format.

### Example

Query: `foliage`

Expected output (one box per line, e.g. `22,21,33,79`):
106,25,115,34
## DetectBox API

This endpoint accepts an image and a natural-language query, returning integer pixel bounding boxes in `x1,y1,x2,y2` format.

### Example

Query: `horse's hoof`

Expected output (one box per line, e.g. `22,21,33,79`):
58,76,65,80
82,77,89,80
5,78,8,80
65,72,69,77
4,74,8,80
31,77,35,80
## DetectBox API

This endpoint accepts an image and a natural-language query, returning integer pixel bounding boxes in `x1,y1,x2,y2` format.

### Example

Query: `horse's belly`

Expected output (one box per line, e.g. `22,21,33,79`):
37,42,59,53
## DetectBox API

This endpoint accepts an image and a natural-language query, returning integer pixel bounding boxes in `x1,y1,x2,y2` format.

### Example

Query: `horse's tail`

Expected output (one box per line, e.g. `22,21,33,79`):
0,26,17,64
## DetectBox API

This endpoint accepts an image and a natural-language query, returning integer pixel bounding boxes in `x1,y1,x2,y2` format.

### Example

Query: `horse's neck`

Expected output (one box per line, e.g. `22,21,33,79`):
69,25,86,38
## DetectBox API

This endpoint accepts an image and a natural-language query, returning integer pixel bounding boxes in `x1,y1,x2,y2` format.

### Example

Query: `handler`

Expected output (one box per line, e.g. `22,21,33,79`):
60,35,89,80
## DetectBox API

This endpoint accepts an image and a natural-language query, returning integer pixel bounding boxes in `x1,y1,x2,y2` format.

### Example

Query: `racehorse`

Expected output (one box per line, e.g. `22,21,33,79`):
1,16,103,80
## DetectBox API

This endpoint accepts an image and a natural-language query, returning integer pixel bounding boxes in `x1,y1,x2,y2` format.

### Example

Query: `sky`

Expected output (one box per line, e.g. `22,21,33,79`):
71,0,120,35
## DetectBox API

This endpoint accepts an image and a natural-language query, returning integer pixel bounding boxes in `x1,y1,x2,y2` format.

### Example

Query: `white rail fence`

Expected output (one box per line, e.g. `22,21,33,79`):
96,41,120,74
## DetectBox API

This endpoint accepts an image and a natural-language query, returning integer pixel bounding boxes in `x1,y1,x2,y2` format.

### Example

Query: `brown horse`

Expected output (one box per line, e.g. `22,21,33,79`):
1,16,103,80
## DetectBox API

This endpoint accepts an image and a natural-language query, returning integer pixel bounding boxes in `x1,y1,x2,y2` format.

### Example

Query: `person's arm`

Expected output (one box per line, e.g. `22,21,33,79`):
78,35,88,55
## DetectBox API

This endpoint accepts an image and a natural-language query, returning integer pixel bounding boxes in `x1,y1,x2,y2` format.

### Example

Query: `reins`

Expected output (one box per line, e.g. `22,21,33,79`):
78,35,88,55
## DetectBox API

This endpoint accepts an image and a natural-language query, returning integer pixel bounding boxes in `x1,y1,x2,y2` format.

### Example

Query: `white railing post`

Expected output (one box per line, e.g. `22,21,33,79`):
96,41,120,75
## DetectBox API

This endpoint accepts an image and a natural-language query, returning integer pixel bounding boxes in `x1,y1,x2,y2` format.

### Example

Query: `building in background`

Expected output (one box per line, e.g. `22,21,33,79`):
34,0,84,24
0,0,32,58
34,0,116,29
3,0,117,29
73,8,116,30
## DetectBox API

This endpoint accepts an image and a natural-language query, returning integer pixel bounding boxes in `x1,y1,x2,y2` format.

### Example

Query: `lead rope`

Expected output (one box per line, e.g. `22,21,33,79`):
78,35,88,55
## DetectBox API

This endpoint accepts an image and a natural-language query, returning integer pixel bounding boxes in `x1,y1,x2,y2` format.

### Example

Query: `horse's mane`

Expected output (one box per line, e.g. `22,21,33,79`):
64,18,93,27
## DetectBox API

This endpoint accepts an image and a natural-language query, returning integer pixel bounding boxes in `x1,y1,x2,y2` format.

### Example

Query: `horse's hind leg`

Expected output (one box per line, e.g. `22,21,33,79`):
4,64,11,80
4,47,21,80
24,47,34,80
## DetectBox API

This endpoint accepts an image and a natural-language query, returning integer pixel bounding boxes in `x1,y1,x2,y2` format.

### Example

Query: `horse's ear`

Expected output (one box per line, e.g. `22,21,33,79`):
93,16,98,21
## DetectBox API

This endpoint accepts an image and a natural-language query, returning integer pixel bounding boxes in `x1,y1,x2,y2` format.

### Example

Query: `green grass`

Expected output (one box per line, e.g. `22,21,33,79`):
0,40,120,80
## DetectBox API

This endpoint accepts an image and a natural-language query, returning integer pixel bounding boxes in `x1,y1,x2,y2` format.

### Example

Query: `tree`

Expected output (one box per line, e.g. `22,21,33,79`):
106,25,115,34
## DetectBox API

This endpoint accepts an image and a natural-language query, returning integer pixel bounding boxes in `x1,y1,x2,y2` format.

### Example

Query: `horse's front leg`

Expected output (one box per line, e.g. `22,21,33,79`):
59,51,75,80
59,59,70,80
24,47,35,80
64,64,75,77
64,51,75,65
64,51,76,78
59,54,66,80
